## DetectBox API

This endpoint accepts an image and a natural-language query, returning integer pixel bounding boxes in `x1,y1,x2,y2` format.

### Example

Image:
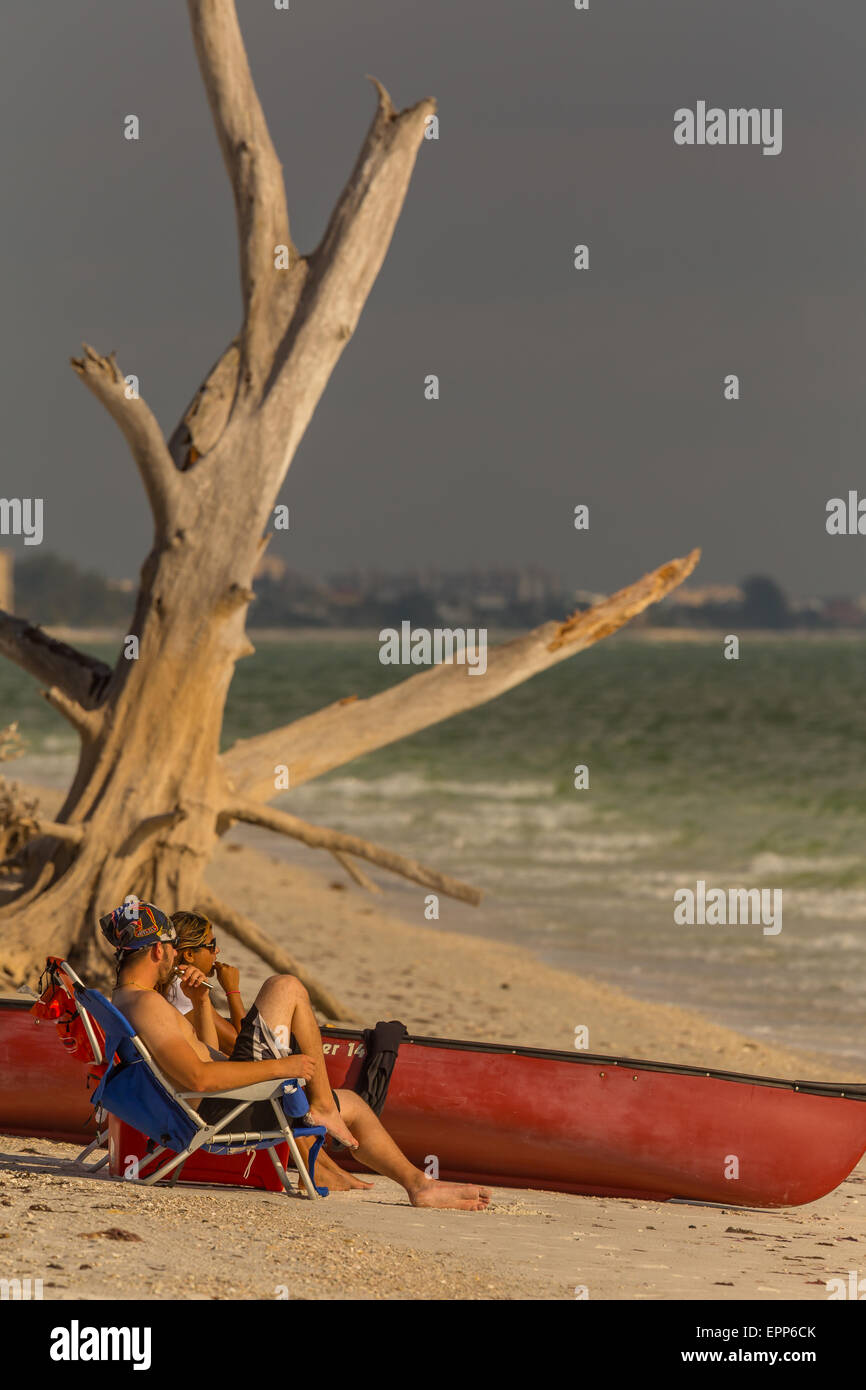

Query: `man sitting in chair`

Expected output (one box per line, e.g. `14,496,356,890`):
103,899,491,1212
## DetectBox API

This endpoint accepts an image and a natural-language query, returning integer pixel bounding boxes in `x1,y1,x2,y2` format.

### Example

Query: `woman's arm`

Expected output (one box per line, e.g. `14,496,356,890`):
210,1010,241,1055
179,971,240,1054
214,962,245,1036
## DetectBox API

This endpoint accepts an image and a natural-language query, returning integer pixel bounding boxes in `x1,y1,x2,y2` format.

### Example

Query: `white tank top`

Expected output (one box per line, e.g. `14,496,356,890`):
165,979,194,1016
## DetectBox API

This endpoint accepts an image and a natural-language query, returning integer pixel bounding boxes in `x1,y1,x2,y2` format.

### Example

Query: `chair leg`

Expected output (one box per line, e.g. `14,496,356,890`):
266,1144,299,1197
283,1131,320,1200
167,1158,188,1187
140,1148,191,1186
268,1097,322,1199
135,1145,167,1180
71,1129,110,1170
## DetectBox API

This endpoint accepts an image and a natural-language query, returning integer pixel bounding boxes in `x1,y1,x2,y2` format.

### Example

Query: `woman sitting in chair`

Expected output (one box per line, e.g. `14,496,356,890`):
162,910,373,1192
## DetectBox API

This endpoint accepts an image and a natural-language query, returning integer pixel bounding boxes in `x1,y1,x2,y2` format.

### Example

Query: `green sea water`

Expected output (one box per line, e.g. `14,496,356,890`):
4,633,866,1066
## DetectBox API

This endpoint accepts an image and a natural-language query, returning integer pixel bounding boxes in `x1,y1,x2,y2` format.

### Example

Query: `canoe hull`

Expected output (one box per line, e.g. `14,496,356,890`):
0,1001,97,1144
321,1030,866,1207
1,998,865,1206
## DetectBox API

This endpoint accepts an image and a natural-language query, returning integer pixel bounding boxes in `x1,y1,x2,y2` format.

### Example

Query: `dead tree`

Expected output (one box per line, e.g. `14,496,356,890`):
0,1,698,1003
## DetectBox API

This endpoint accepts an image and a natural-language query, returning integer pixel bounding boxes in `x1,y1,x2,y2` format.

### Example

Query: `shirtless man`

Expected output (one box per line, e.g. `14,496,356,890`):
101,897,491,1212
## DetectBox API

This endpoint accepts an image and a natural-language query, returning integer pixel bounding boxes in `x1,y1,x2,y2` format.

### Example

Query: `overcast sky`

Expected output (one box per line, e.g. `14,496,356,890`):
3,0,866,597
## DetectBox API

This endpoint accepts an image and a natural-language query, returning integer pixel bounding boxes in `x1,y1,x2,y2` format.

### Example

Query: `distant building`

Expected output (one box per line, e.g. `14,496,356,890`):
674,584,743,608
821,598,865,628
0,550,13,611
515,574,540,603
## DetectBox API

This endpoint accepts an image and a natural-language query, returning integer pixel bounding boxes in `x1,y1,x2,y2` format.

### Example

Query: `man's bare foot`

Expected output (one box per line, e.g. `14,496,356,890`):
322,1169,374,1192
409,1178,492,1211
307,1105,359,1150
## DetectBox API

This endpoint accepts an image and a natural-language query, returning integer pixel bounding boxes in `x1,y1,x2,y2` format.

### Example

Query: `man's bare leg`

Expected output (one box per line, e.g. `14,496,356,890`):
294,1134,373,1192
334,1089,491,1211
252,976,489,1207
252,974,358,1150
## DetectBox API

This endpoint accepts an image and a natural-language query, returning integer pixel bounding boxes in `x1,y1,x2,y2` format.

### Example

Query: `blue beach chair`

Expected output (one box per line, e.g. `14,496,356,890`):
72,983,328,1199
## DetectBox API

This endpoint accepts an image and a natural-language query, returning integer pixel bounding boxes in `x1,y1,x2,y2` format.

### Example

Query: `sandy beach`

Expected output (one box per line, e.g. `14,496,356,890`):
1,826,863,1301
1,1135,862,1302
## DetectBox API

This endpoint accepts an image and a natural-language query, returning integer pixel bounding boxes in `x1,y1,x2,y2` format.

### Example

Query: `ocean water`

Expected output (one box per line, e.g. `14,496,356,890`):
4,632,866,1069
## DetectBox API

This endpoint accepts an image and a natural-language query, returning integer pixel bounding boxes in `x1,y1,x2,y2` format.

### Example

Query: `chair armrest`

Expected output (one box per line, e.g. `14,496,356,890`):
180,1079,303,1104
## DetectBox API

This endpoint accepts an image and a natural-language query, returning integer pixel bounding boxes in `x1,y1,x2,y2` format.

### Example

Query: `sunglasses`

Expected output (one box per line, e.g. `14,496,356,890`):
196,939,217,952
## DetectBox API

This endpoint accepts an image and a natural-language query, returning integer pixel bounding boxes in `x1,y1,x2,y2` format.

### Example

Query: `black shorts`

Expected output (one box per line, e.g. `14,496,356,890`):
198,1006,339,1133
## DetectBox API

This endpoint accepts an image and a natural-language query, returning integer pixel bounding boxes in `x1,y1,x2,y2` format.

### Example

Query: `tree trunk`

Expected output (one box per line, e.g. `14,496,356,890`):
0,2,700,1002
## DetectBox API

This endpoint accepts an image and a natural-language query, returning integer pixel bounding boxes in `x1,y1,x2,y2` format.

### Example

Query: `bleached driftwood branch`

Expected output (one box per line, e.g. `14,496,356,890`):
222,550,701,801
221,799,482,905
70,344,180,536
0,612,111,709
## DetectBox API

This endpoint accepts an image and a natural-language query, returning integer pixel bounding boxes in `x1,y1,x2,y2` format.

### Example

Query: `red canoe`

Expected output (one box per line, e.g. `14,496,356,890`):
2,992,865,1206
0,993,99,1144
319,1027,866,1206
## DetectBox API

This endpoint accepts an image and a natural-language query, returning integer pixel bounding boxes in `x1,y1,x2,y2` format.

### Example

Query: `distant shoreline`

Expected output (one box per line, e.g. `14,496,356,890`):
42,624,866,645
